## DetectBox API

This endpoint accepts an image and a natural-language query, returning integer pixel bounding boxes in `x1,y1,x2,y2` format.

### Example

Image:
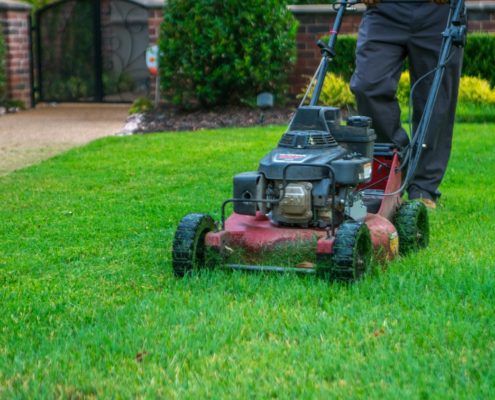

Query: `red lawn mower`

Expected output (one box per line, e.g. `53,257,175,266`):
172,0,466,281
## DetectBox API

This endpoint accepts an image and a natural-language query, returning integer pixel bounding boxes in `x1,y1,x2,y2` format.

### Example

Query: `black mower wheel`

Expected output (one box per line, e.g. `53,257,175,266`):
394,201,429,255
330,221,373,282
172,213,216,277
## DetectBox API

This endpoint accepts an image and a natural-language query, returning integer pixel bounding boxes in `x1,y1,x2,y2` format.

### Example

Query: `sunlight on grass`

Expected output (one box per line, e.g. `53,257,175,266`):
0,124,494,397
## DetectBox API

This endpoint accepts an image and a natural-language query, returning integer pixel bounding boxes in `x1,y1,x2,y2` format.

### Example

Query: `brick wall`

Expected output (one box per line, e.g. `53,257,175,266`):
0,1,32,107
289,1,495,95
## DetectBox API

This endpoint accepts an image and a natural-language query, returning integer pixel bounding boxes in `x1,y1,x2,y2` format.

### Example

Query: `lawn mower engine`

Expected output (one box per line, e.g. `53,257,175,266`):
233,106,374,229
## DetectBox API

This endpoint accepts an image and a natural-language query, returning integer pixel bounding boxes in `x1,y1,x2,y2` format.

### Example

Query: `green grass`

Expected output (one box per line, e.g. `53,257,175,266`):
1,124,494,398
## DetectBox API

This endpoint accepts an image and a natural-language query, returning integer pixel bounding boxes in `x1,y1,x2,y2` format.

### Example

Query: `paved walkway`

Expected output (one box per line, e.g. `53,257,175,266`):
0,103,129,175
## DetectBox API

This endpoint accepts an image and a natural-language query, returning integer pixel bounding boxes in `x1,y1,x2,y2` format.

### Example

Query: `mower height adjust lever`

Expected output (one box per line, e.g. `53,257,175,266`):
317,40,336,58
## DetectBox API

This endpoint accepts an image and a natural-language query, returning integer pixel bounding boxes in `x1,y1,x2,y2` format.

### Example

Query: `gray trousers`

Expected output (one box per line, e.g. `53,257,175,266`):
350,2,463,201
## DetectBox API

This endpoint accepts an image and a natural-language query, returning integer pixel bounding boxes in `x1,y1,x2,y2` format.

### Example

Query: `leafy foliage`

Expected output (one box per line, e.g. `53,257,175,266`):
0,29,6,105
396,71,411,106
39,0,96,101
321,33,495,86
458,76,495,105
303,70,495,123
303,72,356,107
397,72,495,107
463,33,495,87
327,34,358,80
17,0,52,12
159,0,297,108
129,97,154,114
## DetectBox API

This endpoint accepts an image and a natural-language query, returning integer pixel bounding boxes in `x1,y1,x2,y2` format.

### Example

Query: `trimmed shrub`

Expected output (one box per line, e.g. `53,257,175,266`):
0,29,6,105
320,33,495,86
329,34,358,81
462,33,495,88
129,97,154,114
302,73,355,107
396,71,411,106
302,71,495,109
397,72,495,107
160,0,297,108
458,76,495,105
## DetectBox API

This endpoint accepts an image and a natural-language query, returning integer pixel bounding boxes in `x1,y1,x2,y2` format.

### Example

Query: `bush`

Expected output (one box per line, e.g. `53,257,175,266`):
0,29,7,105
159,0,297,108
397,72,495,107
302,71,495,111
129,97,154,114
302,73,355,108
463,34,495,88
396,71,411,106
458,76,495,105
320,33,495,86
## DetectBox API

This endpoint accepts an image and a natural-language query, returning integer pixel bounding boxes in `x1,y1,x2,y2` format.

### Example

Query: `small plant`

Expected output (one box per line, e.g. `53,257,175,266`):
129,97,154,114
301,73,356,108
458,76,495,105
67,77,89,99
398,72,495,106
397,71,411,106
5,99,26,110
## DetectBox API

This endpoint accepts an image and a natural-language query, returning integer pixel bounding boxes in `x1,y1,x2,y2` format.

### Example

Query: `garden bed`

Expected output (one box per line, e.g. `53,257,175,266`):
122,106,294,134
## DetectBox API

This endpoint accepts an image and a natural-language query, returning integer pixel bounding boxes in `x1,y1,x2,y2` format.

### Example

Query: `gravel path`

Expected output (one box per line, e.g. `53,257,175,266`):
0,103,128,175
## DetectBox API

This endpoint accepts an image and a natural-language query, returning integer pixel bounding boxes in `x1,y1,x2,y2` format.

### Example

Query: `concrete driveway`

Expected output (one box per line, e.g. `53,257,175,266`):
0,103,129,175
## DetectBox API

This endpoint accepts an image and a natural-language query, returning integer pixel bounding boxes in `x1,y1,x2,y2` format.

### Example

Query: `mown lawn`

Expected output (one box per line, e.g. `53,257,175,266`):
1,123,494,398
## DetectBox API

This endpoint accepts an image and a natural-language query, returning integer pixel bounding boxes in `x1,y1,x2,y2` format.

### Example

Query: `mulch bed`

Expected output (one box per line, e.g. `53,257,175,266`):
121,106,294,134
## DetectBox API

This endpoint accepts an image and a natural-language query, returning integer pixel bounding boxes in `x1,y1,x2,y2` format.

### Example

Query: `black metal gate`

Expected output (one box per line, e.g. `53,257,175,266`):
34,0,149,103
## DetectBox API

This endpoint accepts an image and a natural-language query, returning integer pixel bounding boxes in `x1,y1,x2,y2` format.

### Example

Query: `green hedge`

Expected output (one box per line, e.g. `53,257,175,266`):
322,33,495,87
159,0,297,108
0,29,7,105
462,33,495,88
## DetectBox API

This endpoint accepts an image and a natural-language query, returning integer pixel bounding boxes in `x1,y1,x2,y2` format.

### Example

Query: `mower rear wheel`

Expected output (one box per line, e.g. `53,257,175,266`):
172,213,216,277
394,201,429,255
330,221,373,282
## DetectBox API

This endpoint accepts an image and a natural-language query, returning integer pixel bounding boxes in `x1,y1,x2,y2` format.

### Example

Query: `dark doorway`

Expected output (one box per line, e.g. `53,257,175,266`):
34,0,149,103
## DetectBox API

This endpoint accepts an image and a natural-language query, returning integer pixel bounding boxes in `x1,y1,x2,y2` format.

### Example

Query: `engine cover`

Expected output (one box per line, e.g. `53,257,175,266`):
271,182,313,225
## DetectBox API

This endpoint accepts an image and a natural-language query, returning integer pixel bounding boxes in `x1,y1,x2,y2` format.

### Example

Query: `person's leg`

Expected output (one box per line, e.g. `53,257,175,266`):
407,3,463,201
350,5,411,147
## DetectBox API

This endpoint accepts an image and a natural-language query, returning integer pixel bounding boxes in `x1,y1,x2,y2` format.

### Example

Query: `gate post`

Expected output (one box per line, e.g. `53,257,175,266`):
0,0,32,108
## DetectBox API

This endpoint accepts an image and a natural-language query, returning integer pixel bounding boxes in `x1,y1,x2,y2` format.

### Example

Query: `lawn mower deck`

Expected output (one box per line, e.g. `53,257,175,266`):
205,147,403,272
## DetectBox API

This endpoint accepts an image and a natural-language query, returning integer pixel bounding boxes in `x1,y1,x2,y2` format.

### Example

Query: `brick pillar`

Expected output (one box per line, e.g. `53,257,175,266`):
0,0,32,108
148,7,162,100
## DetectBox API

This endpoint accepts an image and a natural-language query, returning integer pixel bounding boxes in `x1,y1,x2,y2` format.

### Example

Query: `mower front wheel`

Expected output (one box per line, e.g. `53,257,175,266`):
172,213,216,277
394,201,429,255
329,221,373,282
